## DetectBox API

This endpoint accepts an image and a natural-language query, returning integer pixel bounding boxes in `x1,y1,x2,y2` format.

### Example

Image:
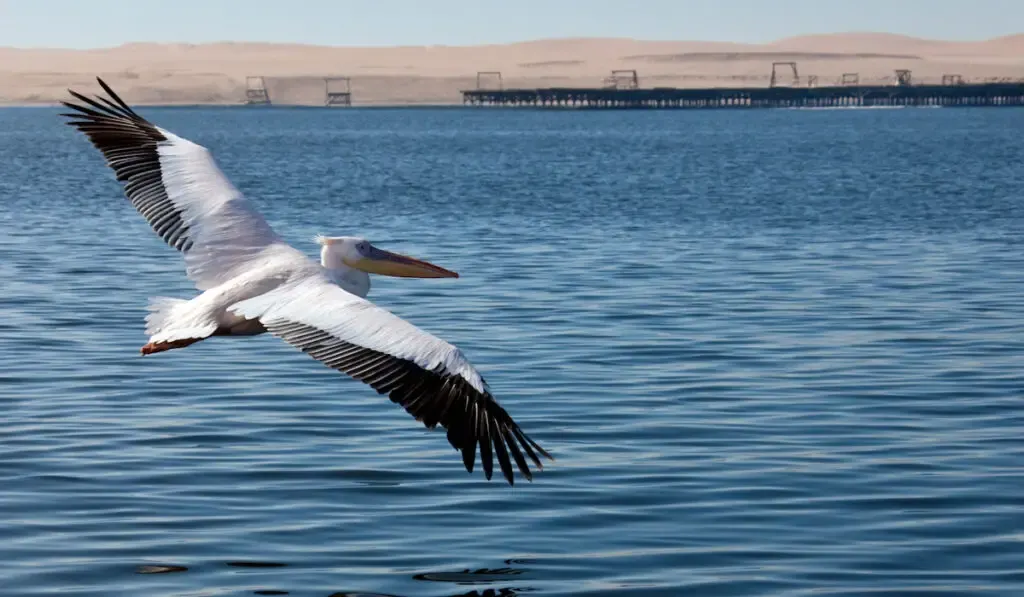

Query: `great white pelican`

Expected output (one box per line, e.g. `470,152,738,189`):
60,78,551,486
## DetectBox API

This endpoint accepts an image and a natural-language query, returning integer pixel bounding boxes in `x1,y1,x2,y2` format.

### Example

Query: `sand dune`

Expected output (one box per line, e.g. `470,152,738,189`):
2,33,1022,106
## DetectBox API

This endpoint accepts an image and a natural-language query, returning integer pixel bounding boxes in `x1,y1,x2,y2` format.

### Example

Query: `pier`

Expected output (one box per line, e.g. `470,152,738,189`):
240,76,356,106
325,77,353,107
462,69,1024,110
244,76,271,105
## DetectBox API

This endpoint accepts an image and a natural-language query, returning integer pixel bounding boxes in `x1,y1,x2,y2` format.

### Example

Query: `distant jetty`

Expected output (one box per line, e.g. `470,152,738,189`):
462,68,1024,110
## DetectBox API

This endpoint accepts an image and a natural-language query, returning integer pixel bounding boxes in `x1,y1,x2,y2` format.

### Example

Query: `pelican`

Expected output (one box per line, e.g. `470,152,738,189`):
60,78,551,485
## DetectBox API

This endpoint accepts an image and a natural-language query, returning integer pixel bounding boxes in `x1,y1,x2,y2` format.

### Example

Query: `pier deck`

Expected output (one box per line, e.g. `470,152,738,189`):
462,82,1024,109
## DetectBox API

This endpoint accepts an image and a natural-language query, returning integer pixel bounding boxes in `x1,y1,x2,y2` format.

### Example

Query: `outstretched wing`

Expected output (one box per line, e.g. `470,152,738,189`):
230,276,552,485
61,77,303,290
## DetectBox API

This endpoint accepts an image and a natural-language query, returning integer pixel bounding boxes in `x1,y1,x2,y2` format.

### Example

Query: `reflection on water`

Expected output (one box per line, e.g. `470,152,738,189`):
228,561,291,568
137,565,189,575
328,591,517,597
138,560,527,596
413,567,524,584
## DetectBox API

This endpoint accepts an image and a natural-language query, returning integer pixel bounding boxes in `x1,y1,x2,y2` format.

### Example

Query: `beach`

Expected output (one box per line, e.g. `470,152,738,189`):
3,32,1023,106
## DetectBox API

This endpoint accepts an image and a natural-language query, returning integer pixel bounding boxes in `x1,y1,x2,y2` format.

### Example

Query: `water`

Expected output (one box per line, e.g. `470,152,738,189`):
1,105,1023,597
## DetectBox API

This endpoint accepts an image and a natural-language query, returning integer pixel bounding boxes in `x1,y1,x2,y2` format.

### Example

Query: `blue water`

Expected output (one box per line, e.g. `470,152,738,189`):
1,105,1023,597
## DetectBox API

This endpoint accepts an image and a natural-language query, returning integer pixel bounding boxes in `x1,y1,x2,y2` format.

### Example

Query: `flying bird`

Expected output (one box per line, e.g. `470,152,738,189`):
60,78,551,485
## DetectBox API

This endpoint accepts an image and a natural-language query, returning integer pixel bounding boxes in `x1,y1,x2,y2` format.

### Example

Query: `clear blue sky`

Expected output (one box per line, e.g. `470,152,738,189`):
1,0,1020,48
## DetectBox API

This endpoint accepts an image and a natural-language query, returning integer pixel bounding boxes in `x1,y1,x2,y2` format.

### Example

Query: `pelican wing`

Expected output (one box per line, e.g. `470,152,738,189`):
230,276,552,485
61,78,300,290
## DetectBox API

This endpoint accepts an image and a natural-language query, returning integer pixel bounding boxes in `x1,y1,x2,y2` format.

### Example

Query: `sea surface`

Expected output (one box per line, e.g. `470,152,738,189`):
1,104,1023,597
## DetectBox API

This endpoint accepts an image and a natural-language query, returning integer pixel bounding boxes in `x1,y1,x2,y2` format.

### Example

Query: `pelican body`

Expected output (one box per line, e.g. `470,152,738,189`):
61,78,550,485
143,234,458,352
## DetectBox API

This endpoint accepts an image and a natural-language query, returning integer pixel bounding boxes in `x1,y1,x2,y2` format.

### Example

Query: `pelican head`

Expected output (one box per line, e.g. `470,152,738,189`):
315,235,458,279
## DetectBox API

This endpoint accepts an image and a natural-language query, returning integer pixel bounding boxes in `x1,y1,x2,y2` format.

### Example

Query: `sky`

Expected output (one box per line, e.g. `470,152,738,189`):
0,0,1020,49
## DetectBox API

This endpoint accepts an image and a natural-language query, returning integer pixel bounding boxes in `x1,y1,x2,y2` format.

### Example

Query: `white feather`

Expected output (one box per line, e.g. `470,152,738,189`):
229,275,488,393
154,129,307,291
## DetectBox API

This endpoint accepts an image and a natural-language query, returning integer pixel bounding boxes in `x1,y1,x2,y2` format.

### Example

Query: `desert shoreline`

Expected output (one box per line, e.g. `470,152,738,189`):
3,33,1021,106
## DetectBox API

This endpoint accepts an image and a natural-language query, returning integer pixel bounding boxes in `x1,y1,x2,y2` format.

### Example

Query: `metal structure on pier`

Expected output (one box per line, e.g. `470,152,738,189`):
325,77,352,106
244,76,271,105
603,70,639,90
770,62,799,88
462,66,1024,110
475,71,504,90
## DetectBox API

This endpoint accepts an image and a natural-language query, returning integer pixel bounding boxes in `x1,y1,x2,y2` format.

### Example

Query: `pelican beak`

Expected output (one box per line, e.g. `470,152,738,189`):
354,245,459,278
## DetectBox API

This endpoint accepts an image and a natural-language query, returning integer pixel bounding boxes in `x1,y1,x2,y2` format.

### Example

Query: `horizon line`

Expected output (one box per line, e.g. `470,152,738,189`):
3,30,1022,52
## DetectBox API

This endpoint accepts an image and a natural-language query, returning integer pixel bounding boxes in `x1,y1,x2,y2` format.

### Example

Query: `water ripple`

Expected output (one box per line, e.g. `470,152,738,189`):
1,106,1022,596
